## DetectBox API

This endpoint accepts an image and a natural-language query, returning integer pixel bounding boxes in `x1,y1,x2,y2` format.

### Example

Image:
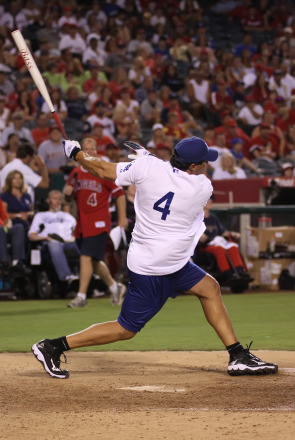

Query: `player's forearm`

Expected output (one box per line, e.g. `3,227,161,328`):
75,151,117,181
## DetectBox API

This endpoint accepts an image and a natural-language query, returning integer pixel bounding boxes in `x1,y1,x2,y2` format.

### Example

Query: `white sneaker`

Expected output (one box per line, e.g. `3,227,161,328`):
67,296,87,308
65,274,79,285
110,283,126,306
92,289,106,298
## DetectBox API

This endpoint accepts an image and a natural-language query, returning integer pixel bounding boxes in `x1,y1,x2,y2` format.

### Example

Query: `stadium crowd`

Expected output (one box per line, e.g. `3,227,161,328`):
0,0,295,295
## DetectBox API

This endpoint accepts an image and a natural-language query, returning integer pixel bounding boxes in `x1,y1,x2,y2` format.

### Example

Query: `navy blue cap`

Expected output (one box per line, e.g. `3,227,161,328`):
231,137,243,147
175,137,218,163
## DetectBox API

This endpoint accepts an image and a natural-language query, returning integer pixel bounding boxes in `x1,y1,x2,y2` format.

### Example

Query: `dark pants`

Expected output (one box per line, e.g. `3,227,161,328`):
0,224,26,262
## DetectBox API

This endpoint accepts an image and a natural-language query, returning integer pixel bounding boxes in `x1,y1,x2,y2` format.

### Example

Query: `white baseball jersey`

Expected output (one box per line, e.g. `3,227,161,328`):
116,156,213,276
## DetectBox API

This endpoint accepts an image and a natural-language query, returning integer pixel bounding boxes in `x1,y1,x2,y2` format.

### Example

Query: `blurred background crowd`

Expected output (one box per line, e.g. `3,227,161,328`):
1,0,295,298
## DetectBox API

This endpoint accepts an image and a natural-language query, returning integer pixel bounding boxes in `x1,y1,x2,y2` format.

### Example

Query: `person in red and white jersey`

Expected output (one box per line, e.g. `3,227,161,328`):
64,138,128,308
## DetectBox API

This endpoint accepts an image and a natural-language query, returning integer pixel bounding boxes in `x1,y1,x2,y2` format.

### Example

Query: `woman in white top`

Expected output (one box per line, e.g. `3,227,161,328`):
212,152,247,180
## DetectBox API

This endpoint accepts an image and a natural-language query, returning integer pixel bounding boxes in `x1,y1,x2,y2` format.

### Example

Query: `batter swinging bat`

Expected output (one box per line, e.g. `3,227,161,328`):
11,30,68,140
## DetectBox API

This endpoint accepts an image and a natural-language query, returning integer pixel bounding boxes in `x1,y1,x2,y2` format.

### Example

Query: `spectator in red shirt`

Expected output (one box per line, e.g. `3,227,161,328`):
242,5,265,32
64,139,127,308
252,73,270,104
6,80,26,113
83,65,107,94
211,79,234,117
163,112,189,140
57,48,73,73
225,118,251,158
31,113,50,148
150,54,166,83
251,110,285,157
251,123,279,157
90,123,114,156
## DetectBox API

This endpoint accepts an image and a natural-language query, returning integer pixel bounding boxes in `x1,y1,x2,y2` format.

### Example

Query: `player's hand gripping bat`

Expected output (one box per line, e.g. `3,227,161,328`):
124,141,156,160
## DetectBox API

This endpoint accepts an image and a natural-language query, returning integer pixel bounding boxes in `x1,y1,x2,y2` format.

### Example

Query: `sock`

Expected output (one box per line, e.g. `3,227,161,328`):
109,282,118,294
77,292,86,300
12,260,18,267
49,336,70,352
226,341,243,356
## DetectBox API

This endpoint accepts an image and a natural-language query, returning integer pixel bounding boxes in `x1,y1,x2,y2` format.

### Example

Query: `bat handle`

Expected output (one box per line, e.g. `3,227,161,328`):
52,112,69,140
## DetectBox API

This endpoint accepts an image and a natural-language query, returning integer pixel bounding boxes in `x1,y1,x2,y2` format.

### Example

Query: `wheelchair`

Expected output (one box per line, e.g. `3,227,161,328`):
194,248,251,294
30,242,108,299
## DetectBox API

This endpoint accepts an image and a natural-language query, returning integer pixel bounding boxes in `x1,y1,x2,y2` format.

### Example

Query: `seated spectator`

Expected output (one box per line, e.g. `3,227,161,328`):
207,130,230,175
154,36,171,61
15,90,35,122
0,144,48,201
86,100,115,139
281,163,295,178
198,197,249,279
104,40,131,75
155,142,172,162
115,87,139,119
1,133,19,166
0,95,10,134
284,125,295,158
211,79,234,119
5,80,26,113
225,118,251,158
90,123,114,156
38,125,67,174
31,113,49,147
28,190,79,284
269,70,289,104
212,152,247,180
127,28,153,56
105,143,119,163
164,112,189,140
187,68,209,119
160,63,184,93
58,23,86,56
251,123,279,158
0,197,30,278
82,37,106,66
251,110,285,157
0,111,34,147
230,138,260,174
140,88,163,129
42,62,60,87
82,64,108,95
41,88,67,121
147,123,172,150
128,56,151,89
234,34,256,58
0,170,33,229
242,5,265,32
233,81,246,110
0,67,14,97
252,73,269,104
65,87,88,121
237,94,264,135
150,54,166,84
203,125,215,147
250,144,275,164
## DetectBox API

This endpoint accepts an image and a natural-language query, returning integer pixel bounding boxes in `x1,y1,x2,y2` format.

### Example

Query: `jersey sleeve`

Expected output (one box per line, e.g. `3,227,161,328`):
67,167,79,187
115,157,149,187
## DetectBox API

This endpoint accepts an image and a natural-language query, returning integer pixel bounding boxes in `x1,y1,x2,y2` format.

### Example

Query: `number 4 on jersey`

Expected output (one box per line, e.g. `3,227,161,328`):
87,192,97,207
153,192,175,221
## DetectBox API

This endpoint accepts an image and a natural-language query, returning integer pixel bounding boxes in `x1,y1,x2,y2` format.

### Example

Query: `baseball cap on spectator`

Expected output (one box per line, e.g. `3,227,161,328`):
249,144,261,155
175,137,218,163
214,126,226,134
11,111,23,120
226,119,237,128
284,27,293,33
231,138,243,147
281,163,294,171
95,100,106,108
156,142,170,150
49,124,60,132
152,123,164,131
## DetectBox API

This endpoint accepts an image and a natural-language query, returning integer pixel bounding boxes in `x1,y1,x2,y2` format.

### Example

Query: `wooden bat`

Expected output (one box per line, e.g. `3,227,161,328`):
11,29,68,140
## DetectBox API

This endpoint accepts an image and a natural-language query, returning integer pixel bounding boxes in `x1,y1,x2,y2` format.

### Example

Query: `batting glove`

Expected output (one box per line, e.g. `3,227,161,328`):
63,140,81,160
124,141,155,160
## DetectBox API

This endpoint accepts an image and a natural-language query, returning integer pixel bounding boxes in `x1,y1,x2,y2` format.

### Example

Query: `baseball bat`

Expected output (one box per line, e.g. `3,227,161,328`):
11,30,68,140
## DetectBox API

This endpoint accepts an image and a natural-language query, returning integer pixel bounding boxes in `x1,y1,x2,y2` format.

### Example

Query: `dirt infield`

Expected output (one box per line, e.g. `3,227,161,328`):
0,351,294,440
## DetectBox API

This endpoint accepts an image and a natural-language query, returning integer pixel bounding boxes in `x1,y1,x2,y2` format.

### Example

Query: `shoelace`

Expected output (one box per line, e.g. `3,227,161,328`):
244,341,262,362
54,352,68,369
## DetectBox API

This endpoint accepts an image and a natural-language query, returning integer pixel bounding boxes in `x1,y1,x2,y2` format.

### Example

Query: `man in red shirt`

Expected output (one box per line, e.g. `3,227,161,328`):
64,138,128,308
251,123,279,157
31,113,50,147
90,123,114,156
211,80,234,117
164,112,189,139
225,118,251,158
82,65,107,94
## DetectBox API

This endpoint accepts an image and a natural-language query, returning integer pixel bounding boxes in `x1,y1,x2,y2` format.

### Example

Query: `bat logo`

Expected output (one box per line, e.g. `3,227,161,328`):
21,49,33,69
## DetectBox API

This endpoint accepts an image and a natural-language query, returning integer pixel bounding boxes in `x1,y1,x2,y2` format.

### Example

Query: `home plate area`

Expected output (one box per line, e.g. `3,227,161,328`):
1,351,295,440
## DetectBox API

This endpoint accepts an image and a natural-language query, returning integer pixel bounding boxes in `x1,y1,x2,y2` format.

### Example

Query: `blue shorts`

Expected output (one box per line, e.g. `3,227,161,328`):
117,261,206,333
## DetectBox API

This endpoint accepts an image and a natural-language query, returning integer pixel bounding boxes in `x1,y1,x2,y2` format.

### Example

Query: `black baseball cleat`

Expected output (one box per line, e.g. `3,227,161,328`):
31,339,70,379
227,342,278,376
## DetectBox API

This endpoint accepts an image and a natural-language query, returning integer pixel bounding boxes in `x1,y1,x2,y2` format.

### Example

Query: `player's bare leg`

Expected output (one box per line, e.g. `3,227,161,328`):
68,255,92,307
185,274,278,375
93,260,127,305
66,321,135,348
185,274,238,347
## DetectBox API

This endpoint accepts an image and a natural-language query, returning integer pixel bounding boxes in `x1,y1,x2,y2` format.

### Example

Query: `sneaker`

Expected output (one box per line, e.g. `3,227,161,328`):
31,339,69,379
67,295,88,308
92,289,106,298
227,342,278,376
64,274,79,285
110,282,126,306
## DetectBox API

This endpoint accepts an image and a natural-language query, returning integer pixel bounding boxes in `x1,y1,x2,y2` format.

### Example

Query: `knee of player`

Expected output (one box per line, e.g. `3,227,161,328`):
118,325,136,340
211,278,221,297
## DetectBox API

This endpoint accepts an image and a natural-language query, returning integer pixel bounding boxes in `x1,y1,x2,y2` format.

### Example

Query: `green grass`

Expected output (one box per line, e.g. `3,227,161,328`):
0,293,294,352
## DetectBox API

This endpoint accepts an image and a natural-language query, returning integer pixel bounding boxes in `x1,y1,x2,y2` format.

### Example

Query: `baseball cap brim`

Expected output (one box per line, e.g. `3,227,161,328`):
206,148,218,162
